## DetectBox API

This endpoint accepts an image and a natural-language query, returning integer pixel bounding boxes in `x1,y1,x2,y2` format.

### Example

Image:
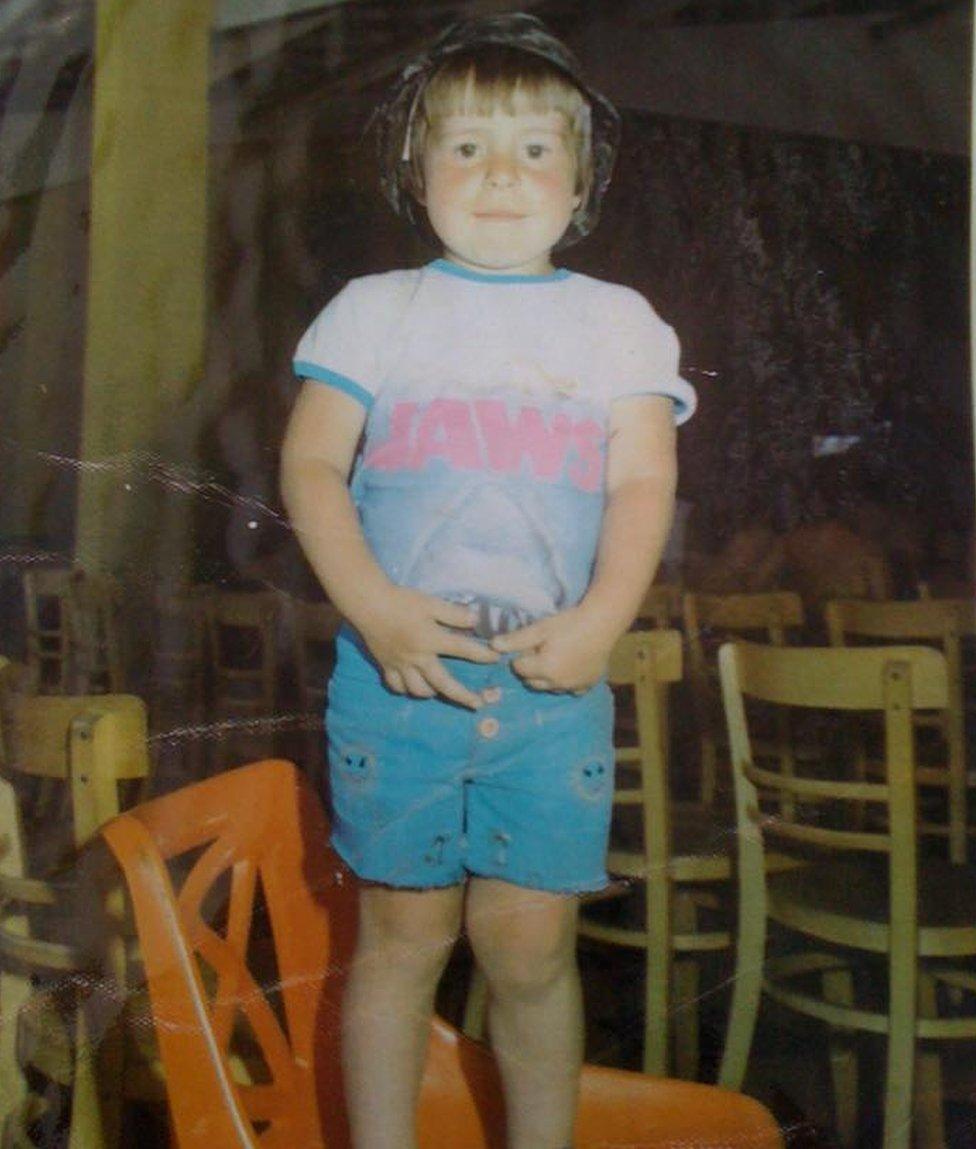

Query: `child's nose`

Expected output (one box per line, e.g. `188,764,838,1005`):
484,154,518,187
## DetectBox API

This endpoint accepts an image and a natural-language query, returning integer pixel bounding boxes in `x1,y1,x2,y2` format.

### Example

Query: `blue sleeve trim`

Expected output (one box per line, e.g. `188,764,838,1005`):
616,382,698,425
293,362,374,410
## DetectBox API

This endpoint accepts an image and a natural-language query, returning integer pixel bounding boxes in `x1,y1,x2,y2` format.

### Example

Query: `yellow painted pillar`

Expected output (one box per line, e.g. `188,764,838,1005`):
971,20,976,531
79,0,213,577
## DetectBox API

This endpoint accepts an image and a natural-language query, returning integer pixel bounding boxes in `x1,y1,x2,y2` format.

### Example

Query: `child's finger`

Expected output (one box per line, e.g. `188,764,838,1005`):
384,668,406,694
431,599,478,630
510,650,545,678
424,661,484,710
440,632,500,663
491,621,546,653
401,666,436,698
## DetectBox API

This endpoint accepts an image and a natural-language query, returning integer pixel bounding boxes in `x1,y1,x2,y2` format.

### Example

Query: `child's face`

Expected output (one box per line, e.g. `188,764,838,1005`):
421,108,580,276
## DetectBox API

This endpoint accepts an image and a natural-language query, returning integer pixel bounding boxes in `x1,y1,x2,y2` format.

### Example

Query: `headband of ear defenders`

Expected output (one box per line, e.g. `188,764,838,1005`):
370,12,621,249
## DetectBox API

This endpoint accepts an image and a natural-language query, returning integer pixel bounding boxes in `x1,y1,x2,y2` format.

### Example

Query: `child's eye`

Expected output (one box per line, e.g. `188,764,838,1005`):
453,141,480,160
524,142,551,160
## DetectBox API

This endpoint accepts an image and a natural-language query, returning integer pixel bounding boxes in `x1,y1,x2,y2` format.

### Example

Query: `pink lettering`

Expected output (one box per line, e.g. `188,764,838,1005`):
364,401,418,470
474,401,572,481
410,399,481,470
566,419,604,492
364,398,604,491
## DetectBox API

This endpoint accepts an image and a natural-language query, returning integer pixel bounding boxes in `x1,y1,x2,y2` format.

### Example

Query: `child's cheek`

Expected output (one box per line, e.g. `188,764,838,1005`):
426,165,472,208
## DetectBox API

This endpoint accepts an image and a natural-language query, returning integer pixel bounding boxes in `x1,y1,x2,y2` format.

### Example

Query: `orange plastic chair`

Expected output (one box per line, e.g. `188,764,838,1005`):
100,759,782,1148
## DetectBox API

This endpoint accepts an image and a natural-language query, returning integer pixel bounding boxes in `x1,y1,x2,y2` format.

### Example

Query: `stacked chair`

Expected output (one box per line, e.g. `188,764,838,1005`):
22,568,125,696
718,640,976,1149
683,590,806,808
826,596,975,863
576,629,733,1079
0,686,150,1147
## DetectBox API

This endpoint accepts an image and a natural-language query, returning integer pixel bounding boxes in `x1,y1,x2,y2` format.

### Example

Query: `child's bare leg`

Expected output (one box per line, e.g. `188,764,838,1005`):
343,884,464,1149
466,877,582,1149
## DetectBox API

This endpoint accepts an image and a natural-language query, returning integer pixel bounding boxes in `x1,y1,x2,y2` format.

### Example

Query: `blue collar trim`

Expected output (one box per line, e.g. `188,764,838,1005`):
428,258,571,284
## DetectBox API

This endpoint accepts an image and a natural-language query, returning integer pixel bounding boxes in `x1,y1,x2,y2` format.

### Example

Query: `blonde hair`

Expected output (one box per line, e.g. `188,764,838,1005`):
405,46,593,205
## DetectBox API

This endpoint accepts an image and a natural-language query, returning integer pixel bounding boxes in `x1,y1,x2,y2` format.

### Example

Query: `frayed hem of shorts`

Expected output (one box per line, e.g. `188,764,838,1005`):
331,834,610,895
464,867,611,896
331,834,464,891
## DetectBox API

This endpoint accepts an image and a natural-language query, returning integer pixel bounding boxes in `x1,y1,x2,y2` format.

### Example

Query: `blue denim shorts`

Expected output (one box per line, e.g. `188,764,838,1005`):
325,631,614,892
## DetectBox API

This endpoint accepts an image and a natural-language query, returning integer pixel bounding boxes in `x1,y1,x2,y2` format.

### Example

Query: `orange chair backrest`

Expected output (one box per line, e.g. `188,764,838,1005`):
101,759,355,1148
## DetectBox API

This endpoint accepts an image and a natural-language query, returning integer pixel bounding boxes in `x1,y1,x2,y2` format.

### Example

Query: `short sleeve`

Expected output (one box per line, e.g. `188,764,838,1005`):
602,288,697,424
293,279,381,410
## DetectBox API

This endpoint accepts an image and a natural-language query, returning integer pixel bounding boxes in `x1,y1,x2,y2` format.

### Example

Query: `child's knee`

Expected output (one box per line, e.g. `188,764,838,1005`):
357,888,462,979
470,913,577,1000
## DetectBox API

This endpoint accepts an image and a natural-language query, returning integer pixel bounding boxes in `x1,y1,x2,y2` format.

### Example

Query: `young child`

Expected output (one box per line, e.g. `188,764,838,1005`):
280,14,696,1148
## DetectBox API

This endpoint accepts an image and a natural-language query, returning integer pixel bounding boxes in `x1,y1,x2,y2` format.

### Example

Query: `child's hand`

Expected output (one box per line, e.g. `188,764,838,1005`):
356,587,499,709
489,606,614,693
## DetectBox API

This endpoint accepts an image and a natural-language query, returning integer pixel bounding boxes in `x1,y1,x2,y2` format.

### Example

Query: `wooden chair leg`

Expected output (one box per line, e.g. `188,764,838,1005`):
914,973,946,1149
883,948,917,1149
0,970,32,1131
672,894,701,1080
67,999,110,1149
716,885,764,1089
642,874,671,1077
822,965,858,1148
0,775,31,1123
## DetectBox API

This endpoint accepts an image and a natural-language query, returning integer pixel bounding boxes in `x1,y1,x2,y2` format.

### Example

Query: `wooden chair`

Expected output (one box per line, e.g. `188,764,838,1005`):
287,597,342,781
98,757,783,1148
22,568,126,695
22,567,78,693
0,692,150,1148
717,641,976,1149
205,590,281,771
575,630,734,1080
826,597,976,863
683,591,805,808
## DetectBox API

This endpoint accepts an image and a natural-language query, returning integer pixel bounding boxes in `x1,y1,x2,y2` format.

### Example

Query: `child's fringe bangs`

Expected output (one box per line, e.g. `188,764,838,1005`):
405,49,593,198
422,54,587,123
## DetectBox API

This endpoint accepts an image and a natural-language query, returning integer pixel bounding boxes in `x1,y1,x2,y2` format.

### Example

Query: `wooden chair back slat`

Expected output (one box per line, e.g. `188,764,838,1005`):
825,598,971,862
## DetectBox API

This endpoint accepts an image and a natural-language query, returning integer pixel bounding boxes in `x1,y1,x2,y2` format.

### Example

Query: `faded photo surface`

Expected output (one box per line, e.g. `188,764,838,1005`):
0,3,973,1147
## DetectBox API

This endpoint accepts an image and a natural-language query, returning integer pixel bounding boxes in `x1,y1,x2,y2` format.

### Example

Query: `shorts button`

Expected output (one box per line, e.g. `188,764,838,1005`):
482,686,502,704
478,716,500,739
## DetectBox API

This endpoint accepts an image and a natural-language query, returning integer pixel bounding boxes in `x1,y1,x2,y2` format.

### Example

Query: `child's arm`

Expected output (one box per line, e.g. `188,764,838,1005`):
491,395,677,692
281,382,498,709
